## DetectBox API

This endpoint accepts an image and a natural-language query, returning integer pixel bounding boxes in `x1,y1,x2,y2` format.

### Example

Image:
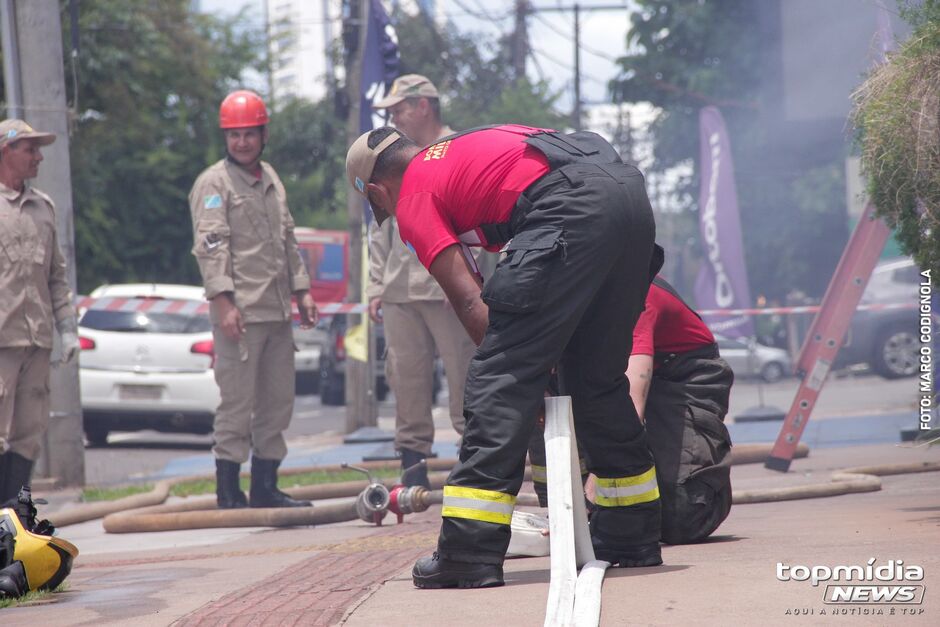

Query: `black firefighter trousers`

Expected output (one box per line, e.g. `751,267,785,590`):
437,159,661,565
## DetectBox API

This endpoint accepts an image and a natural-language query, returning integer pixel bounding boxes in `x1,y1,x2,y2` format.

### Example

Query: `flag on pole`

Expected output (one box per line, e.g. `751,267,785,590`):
346,0,399,363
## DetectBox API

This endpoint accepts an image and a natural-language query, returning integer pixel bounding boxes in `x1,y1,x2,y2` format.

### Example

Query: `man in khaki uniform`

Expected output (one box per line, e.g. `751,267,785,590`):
368,75,482,487
189,90,318,509
0,119,79,503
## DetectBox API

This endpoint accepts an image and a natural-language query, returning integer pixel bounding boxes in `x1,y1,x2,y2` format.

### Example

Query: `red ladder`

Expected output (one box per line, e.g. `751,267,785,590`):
765,203,891,471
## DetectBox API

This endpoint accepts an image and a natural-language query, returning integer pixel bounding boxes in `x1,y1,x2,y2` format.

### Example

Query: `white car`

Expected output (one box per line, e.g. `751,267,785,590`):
78,284,219,445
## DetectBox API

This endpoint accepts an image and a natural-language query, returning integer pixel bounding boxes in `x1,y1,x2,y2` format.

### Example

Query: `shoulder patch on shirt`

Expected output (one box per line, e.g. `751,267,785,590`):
204,194,222,209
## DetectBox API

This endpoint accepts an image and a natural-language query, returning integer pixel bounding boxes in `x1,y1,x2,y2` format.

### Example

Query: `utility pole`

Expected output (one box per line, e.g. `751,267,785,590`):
531,3,626,131
512,1,529,81
1,0,85,486
261,0,275,107
572,3,581,130
344,0,377,433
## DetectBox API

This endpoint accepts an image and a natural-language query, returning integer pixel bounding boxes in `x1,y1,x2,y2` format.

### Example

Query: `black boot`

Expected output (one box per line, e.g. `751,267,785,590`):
0,452,33,505
412,552,504,589
215,459,248,509
249,457,311,508
0,562,28,599
589,501,663,568
400,448,430,488
0,453,8,505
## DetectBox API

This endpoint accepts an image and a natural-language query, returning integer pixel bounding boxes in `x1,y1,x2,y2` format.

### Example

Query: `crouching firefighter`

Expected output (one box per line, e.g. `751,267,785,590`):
626,276,733,544
528,277,734,544
0,486,78,599
346,123,664,589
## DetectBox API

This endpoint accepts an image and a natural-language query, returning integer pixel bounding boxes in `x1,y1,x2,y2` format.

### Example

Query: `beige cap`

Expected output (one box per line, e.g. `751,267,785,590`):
0,119,55,149
345,128,403,225
372,74,439,109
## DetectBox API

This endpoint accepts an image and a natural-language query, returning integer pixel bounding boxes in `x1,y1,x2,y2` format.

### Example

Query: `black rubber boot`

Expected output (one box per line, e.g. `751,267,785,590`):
0,561,28,599
400,448,430,488
589,501,663,567
412,552,504,589
215,459,248,509
0,452,33,505
591,538,662,567
0,453,8,506
249,457,311,508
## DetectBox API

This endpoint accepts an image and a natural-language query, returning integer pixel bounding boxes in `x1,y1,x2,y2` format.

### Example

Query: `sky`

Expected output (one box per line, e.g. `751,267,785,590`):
197,0,633,113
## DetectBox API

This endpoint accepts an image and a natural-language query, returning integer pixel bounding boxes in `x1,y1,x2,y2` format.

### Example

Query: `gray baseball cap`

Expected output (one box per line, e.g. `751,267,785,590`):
372,74,439,110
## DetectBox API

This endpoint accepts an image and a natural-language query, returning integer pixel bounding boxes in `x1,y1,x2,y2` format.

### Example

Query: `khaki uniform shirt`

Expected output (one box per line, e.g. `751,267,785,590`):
189,159,310,323
366,217,444,303
367,125,492,303
0,183,75,348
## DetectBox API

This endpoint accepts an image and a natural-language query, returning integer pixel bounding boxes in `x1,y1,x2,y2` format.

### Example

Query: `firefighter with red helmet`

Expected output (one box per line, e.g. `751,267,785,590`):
189,90,318,509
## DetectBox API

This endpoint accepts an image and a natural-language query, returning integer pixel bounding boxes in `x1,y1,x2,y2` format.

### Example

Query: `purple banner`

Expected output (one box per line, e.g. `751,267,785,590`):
694,106,755,339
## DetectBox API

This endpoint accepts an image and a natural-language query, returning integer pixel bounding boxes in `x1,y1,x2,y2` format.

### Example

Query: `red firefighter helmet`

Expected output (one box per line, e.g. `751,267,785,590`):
219,90,269,129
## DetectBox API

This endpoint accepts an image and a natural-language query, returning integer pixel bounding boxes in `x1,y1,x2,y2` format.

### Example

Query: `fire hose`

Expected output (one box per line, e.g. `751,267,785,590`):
51,443,798,531
51,443,793,530
48,442,938,536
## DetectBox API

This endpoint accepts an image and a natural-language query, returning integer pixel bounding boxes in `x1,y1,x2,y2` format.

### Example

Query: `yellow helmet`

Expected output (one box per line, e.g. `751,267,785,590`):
0,507,78,592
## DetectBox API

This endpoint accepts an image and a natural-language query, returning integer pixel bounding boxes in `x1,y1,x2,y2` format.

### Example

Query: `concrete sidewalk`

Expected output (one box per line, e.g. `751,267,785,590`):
5,437,938,625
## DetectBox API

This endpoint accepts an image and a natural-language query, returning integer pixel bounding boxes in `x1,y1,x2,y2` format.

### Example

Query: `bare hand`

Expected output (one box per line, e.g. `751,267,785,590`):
214,294,244,340
297,292,319,329
368,297,383,323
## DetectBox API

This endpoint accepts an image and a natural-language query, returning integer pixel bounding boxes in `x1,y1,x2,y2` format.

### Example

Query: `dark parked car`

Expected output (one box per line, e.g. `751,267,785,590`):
318,315,443,406
319,316,389,406
838,257,920,379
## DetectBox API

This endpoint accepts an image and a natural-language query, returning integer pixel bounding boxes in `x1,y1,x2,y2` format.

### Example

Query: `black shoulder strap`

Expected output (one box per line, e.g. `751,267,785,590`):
652,276,703,322
431,124,506,145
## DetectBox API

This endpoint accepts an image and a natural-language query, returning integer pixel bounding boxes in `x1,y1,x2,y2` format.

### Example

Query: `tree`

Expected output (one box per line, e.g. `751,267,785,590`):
264,97,348,230
853,0,940,284
609,0,849,302
63,0,263,292
391,8,568,131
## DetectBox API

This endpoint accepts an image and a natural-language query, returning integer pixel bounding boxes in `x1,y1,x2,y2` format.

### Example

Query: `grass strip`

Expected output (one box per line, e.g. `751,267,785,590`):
81,467,403,502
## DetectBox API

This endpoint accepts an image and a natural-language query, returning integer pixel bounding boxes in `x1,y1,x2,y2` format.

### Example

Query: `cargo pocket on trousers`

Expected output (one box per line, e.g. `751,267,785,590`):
481,227,565,314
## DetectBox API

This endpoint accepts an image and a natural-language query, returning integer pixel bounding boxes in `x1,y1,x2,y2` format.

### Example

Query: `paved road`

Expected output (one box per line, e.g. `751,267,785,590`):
83,394,358,486
82,371,918,487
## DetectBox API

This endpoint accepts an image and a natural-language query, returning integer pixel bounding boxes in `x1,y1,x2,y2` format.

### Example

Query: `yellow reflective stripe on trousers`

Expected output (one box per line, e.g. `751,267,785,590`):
594,467,660,507
442,485,516,525
531,465,547,484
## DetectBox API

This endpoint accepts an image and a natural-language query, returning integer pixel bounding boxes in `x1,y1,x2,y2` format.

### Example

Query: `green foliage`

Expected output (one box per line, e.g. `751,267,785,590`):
392,10,568,131
853,1,940,284
66,0,263,292
610,0,849,301
612,0,765,173
264,97,348,229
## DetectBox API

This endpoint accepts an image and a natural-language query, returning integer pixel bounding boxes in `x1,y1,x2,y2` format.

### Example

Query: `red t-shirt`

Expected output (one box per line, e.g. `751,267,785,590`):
396,124,551,269
632,280,715,361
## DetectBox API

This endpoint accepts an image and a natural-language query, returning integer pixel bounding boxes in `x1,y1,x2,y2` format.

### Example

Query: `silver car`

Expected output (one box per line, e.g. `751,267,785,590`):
715,335,792,382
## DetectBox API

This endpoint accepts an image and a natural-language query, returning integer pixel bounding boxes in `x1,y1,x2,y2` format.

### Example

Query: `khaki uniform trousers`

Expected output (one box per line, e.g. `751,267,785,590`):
0,347,51,460
211,321,295,463
383,301,476,456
